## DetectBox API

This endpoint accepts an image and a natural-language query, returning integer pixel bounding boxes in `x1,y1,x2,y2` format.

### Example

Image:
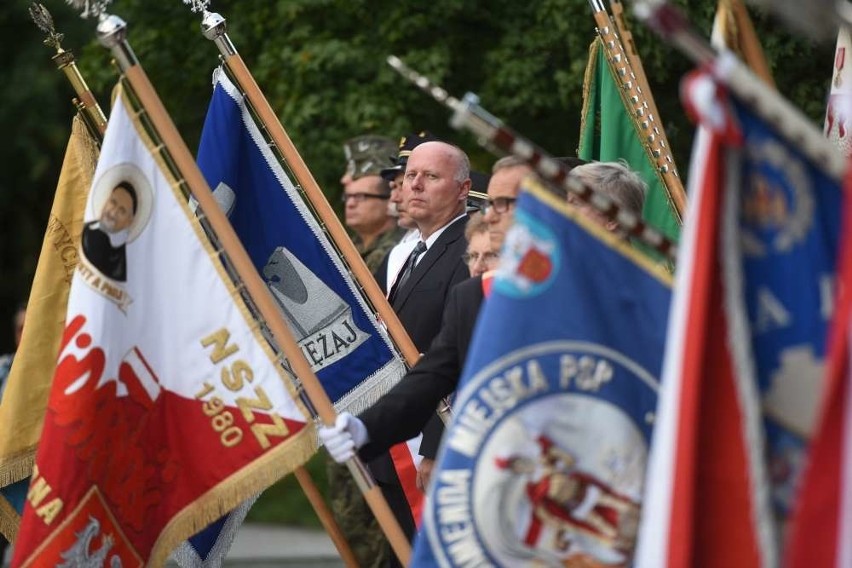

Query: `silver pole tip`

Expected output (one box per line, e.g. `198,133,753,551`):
96,13,126,48
201,10,226,40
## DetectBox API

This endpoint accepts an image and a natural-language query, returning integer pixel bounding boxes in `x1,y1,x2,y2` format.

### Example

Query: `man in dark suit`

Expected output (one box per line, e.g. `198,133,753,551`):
360,141,472,557
320,156,533,539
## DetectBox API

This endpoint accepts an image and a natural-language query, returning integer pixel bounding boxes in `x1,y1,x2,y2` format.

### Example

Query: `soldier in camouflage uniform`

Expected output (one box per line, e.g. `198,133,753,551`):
331,134,403,567
341,135,406,272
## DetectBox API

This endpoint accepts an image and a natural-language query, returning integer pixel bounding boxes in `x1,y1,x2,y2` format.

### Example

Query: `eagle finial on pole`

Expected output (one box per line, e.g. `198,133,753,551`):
29,3,64,50
30,2,107,138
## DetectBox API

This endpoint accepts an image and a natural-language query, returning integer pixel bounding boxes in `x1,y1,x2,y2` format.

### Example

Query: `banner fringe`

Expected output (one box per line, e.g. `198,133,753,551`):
0,450,34,488
151,425,317,567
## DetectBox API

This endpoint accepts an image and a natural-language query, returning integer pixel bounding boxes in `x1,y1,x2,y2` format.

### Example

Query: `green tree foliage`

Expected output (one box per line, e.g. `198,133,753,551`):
0,0,836,350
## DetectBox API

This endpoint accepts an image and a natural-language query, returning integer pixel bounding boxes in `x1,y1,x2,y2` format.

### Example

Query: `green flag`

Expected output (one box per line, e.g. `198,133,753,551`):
578,36,682,242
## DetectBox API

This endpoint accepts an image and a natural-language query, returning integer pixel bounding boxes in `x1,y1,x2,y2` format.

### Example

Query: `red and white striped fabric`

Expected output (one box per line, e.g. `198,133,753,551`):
389,437,424,525
785,164,852,567
634,71,773,568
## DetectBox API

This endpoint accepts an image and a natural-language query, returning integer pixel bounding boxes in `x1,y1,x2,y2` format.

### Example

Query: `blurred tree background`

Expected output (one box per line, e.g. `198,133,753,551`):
0,0,837,523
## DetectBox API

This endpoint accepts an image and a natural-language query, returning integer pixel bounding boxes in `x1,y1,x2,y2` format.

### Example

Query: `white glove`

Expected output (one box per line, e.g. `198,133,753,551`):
318,412,369,463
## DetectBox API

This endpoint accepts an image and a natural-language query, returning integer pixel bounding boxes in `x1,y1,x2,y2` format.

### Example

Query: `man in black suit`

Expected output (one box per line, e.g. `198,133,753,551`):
359,140,472,556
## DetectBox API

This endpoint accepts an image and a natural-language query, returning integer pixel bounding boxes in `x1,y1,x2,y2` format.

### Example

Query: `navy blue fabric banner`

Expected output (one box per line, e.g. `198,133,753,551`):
412,180,671,566
174,69,405,566
195,70,404,409
724,97,843,514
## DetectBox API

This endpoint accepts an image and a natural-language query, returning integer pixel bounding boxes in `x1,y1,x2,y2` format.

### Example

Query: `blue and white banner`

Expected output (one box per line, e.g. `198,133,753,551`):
412,178,672,566
723,96,843,514
197,69,404,409
172,68,406,566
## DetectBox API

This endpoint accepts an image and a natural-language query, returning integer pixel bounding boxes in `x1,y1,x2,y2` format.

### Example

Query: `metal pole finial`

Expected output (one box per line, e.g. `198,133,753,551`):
181,1,235,57
67,0,138,75
29,3,64,50
200,11,227,41
95,13,127,49
31,1,108,138
94,12,137,71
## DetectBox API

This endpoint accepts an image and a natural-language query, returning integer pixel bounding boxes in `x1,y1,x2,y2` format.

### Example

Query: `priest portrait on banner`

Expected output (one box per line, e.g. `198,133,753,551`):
81,164,152,284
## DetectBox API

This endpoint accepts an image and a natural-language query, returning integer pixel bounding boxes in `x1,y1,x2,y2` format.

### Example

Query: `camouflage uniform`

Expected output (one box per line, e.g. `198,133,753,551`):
328,224,404,568
355,226,407,273
331,134,399,568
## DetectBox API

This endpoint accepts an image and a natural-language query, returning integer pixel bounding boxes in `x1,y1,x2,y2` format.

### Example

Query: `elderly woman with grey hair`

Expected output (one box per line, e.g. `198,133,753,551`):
567,160,647,233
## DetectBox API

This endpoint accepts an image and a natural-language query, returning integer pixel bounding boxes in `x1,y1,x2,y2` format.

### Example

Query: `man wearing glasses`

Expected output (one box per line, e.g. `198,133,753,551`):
340,135,406,272
481,155,535,254
333,134,405,568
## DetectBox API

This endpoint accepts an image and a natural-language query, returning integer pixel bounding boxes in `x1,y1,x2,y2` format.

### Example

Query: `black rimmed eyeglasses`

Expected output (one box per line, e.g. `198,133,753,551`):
340,192,391,204
482,197,517,214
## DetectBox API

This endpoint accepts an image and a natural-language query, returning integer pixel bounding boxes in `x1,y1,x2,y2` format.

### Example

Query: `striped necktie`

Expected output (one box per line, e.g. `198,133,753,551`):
388,240,427,303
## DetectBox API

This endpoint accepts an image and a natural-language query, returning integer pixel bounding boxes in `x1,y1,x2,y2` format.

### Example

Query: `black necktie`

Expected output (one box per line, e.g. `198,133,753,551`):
389,241,427,303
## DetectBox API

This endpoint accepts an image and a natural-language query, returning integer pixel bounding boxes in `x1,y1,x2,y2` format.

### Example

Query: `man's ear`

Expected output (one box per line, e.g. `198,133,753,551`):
458,178,471,201
605,219,619,233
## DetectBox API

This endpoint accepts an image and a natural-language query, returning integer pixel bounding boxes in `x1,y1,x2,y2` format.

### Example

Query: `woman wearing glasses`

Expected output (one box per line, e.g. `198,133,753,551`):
463,212,500,277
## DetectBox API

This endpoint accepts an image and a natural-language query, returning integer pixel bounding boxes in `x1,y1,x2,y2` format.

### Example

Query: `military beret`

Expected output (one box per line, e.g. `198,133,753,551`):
343,135,397,180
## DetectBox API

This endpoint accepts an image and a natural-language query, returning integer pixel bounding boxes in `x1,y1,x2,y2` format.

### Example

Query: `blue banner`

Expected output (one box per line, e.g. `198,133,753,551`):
724,97,843,513
196,69,404,408
412,180,672,566
175,68,405,566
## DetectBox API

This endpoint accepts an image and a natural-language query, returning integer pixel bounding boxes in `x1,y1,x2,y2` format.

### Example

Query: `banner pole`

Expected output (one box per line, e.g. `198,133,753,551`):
633,0,846,183
294,468,360,568
29,2,107,139
588,0,687,218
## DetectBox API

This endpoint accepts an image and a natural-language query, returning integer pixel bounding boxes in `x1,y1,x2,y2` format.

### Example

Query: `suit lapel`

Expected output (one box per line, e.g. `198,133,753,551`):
392,216,467,310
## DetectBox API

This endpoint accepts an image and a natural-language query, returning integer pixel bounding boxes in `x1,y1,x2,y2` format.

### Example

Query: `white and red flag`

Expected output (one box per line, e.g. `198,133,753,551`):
634,77,768,568
12,84,313,567
636,62,845,567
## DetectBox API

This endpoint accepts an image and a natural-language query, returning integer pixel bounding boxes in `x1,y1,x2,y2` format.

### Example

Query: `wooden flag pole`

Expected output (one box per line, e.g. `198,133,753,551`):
293,468,360,568
589,0,688,219
95,13,411,567
608,0,667,145
200,10,421,367
712,0,776,87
